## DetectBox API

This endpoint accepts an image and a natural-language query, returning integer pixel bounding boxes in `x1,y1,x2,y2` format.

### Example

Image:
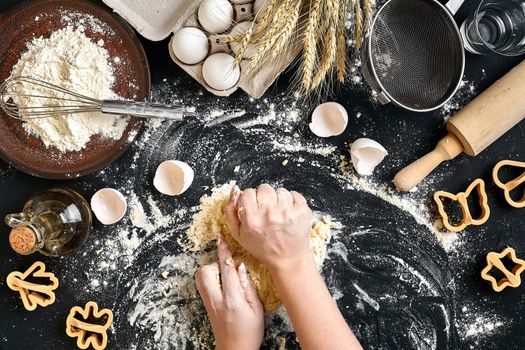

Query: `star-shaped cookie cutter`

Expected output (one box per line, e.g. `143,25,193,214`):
493,160,525,208
481,247,525,292
6,261,59,311
434,178,490,232
66,301,113,350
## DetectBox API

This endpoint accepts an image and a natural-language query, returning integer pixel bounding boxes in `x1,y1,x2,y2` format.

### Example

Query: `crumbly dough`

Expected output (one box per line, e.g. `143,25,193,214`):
187,182,336,312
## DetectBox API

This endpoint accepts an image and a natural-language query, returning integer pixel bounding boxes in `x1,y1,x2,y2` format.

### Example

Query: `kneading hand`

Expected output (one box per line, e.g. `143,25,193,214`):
195,236,264,350
225,184,313,273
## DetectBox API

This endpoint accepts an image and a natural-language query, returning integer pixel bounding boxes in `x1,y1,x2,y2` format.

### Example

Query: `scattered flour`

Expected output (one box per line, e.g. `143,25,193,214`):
8,26,128,152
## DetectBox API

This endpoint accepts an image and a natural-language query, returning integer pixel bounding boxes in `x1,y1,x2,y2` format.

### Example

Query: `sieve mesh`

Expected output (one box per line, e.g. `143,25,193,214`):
369,0,463,110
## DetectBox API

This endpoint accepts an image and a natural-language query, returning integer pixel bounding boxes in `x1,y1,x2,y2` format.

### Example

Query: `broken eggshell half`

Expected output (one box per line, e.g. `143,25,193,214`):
91,188,127,225
350,138,388,176
309,102,348,137
154,160,194,196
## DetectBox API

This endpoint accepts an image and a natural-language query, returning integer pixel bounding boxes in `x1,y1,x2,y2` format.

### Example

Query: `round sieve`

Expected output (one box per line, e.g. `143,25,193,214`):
362,0,465,112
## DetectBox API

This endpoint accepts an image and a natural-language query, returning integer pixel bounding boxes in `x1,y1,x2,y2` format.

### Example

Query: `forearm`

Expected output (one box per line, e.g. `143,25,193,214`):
271,257,363,350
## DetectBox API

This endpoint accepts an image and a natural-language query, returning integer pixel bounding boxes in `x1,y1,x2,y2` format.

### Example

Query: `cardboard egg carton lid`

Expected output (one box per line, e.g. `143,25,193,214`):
102,0,191,41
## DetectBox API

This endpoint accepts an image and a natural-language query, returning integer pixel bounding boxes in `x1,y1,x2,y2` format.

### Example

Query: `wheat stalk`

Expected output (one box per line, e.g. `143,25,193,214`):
301,0,321,90
311,27,337,90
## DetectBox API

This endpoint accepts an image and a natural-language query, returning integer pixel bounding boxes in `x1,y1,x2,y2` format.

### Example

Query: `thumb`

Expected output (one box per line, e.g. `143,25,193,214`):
238,263,263,312
225,185,241,241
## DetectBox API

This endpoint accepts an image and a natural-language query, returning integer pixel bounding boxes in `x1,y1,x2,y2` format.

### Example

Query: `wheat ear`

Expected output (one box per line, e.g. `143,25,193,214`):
363,0,374,35
271,0,302,58
354,0,364,49
336,0,348,83
311,27,337,90
302,0,321,90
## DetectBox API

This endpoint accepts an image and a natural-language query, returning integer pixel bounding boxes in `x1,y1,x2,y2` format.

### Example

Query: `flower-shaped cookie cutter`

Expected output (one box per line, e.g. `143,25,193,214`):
481,247,525,292
434,178,490,232
6,261,59,311
66,301,113,350
493,160,525,208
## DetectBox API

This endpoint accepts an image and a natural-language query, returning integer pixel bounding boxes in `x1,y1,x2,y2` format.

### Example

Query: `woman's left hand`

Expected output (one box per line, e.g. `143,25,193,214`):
195,235,265,350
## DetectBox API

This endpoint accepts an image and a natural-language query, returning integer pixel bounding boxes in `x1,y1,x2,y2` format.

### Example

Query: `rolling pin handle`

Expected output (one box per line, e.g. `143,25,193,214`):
394,134,464,192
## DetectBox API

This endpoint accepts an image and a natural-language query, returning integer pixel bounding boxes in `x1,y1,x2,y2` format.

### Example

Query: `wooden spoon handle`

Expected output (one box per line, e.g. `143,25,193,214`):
394,134,464,192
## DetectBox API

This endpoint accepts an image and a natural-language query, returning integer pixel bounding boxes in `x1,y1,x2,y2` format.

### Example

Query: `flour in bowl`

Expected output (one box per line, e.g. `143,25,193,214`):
8,26,128,153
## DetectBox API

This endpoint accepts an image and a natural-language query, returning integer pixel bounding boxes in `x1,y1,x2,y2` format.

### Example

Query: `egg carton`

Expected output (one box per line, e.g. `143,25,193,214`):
103,0,301,98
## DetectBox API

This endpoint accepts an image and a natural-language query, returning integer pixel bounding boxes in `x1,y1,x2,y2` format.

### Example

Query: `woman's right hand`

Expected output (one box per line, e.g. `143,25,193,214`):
225,184,314,273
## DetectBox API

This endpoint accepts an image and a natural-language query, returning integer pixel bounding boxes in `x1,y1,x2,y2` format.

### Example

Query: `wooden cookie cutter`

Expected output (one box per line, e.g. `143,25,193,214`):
6,261,59,311
434,178,490,232
481,247,525,292
66,301,113,350
492,160,525,208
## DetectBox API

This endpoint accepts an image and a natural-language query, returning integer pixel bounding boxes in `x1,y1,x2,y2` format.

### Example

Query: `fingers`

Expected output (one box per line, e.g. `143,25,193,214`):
238,263,264,313
217,235,243,302
256,184,277,207
276,188,293,207
225,185,241,241
238,188,257,220
291,191,308,207
195,262,222,312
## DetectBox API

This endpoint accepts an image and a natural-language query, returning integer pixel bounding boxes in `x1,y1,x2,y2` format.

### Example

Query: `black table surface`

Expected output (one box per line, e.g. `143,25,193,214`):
1,1,524,349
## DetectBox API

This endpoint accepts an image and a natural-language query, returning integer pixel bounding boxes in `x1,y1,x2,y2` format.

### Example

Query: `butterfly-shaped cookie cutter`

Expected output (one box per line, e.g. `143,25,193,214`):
433,178,490,232
481,247,525,292
6,261,59,311
66,301,113,350
493,160,525,208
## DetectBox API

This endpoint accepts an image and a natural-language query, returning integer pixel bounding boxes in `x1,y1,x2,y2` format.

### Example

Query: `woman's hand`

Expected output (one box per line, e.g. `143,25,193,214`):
195,235,264,350
225,184,313,273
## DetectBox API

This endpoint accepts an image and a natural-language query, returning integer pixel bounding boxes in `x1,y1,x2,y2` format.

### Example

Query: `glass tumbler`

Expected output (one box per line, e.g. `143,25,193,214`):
460,0,525,56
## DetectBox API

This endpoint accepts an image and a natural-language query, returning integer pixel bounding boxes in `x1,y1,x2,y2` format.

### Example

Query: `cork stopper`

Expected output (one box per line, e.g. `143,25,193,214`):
9,226,37,255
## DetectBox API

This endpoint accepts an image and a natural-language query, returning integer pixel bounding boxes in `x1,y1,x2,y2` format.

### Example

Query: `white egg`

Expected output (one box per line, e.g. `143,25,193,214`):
154,160,194,196
198,0,234,34
350,138,388,176
309,102,348,137
254,0,270,15
171,27,209,65
202,53,241,90
230,22,256,58
91,188,127,225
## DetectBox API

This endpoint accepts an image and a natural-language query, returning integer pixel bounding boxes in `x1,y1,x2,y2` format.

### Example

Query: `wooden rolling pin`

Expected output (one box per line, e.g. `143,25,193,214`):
394,60,525,192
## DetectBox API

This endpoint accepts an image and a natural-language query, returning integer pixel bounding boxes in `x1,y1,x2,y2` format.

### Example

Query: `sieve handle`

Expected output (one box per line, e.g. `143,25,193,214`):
443,0,465,15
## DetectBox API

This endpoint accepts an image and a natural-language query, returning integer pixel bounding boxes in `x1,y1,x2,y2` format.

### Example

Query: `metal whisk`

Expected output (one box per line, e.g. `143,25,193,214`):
0,76,194,120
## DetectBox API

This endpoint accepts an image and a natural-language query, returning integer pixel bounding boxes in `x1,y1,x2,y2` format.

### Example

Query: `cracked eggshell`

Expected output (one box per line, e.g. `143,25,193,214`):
309,102,348,137
350,138,388,176
154,160,194,196
91,188,127,225
198,0,234,34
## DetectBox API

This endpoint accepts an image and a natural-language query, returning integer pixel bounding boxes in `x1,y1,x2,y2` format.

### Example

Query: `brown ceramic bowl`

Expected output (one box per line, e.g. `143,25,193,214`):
0,0,150,179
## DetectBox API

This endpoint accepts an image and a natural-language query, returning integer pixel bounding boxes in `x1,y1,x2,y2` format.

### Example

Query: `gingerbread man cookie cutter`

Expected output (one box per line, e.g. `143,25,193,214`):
434,178,490,232
481,247,525,292
6,261,59,311
66,301,113,350
492,160,525,208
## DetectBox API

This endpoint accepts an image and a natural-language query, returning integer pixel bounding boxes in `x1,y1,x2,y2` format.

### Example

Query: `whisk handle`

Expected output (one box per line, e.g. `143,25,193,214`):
101,100,191,120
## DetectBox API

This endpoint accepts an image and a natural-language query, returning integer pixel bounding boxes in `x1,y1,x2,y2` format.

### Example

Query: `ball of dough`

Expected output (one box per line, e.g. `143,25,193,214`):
202,53,240,91
171,27,209,65
198,0,234,34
